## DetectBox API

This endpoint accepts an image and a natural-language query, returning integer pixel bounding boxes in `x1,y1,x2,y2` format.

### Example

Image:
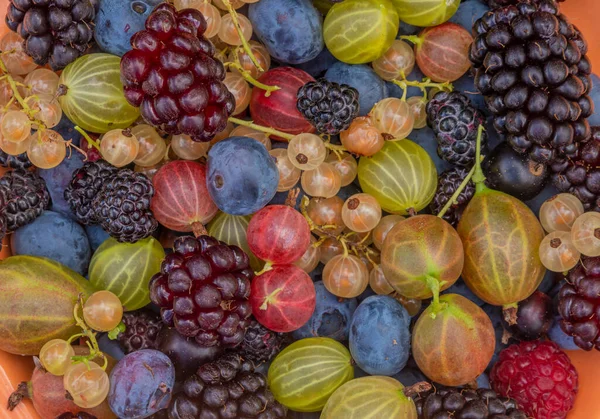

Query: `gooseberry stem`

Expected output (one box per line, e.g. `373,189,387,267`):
472,124,487,192
399,35,423,47
221,0,263,72
425,276,442,317
436,164,476,219
225,59,280,97
227,117,295,140
255,261,273,276
74,126,101,152
69,294,108,371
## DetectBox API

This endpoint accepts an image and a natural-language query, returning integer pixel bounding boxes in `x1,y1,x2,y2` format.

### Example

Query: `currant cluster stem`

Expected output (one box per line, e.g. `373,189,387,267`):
391,77,453,99
74,125,101,151
224,56,280,97
67,294,108,371
221,0,263,72
227,117,295,140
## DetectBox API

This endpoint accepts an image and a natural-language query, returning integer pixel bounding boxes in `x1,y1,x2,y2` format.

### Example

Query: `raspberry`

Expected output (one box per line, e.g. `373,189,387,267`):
558,256,600,350
490,340,578,419
120,3,235,142
149,235,253,348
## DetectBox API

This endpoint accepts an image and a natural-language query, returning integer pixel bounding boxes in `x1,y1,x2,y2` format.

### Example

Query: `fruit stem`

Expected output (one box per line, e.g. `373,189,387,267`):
69,294,108,371
285,188,300,207
402,381,432,398
260,286,283,310
436,164,476,219
228,117,295,141
0,63,46,128
391,78,453,98
399,35,423,47
7,381,31,411
191,221,208,237
425,275,442,317
340,237,349,258
74,126,101,152
225,59,280,97
502,303,518,326
321,135,348,156
255,261,273,276
221,0,264,72
472,124,487,192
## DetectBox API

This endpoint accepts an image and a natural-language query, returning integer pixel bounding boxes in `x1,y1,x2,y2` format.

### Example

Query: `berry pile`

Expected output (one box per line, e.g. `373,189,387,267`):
149,235,253,348
6,0,96,70
120,3,235,142
0,0,597,418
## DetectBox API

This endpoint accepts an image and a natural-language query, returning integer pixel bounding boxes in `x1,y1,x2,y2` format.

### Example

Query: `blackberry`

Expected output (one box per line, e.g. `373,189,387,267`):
0,169,49,232
426,91,488,167
471,0,593,165
92,169,157,243
236,319,288,365
550,127,600,210
485,0,565,7
149,235,253,348
558,256,600,350
296,79,360,135
118,309,163,354
168,353,287,419
429,167,475,226
6,0,96,70
414,387,527,419
120,3,235,142
0,151,32,170
64,160,118,225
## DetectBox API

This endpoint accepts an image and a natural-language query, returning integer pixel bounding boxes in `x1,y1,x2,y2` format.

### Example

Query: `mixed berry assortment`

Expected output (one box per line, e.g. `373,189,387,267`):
0,0,597,418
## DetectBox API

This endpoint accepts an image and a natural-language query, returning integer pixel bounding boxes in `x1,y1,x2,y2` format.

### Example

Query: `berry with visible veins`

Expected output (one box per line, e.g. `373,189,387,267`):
559,256,600,350
149,235,253,348
490,340,578,419
120,3,235,142
426,91,488,167
64,160,118,225
296,78,360,135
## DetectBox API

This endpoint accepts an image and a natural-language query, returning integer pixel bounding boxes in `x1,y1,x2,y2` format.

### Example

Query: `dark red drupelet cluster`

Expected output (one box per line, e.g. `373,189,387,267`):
559,256,600,350
120,3,235,142
149,235,253,348
490,340,578,419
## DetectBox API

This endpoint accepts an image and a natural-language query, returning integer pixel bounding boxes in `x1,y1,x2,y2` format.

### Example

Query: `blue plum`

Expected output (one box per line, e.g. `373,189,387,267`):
293,47,339,78
207,137,279,215
449,0,489,33
37,153,85,219
325,62,388,116
292,281,358,341
349,295,411,376
11,211,91,276
94,0,163,56
85,224,111,252
249,0,324,64
108,349,175,418
453,73,488,114
54,114,83,147
386,67,426,100
393,367,428,387
586,74,600,126
408,126,453,174
548,316,580,351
